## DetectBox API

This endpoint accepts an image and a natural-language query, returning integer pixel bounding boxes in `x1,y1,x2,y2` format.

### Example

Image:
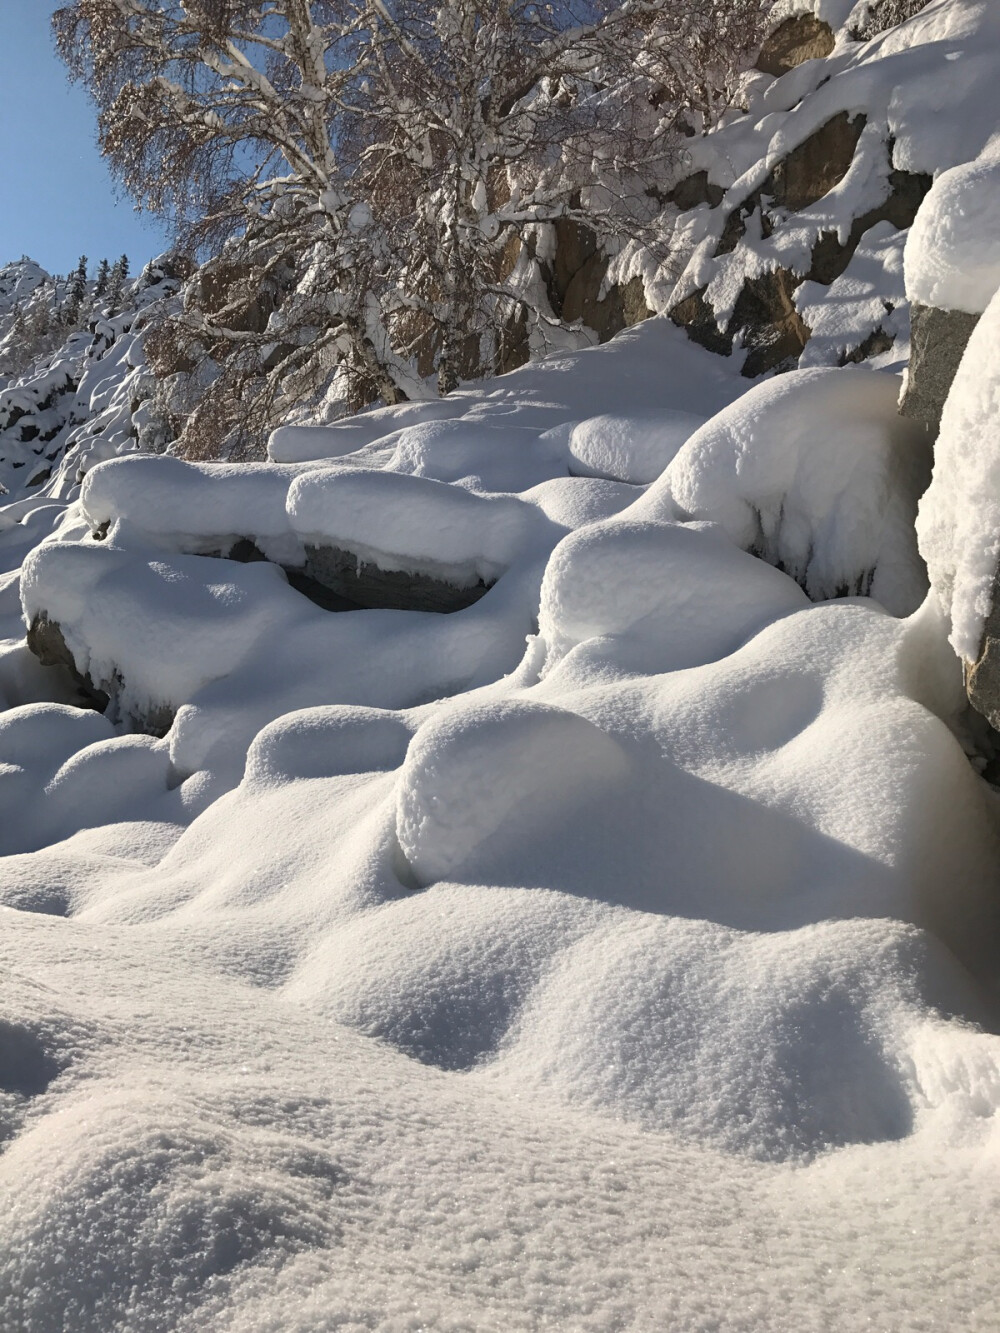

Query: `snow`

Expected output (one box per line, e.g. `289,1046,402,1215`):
652,367,932,614
916,282,1000,660
3,308,1000,1330
4,4,1000,1326
904,143,1000,312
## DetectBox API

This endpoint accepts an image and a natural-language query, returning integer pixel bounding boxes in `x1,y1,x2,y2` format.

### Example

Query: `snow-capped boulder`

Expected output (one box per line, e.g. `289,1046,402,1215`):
650,367,932,615
900,147,1000,431
916,283,1000,724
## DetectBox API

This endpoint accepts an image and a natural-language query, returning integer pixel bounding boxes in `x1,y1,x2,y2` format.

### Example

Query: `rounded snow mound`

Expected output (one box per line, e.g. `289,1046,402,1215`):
652,368,932,616
905,147,1000,314
916,282,1000,660
566,409,705,484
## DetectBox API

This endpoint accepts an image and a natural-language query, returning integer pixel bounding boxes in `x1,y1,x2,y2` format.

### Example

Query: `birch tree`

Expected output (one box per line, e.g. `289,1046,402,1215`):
55,0,772,453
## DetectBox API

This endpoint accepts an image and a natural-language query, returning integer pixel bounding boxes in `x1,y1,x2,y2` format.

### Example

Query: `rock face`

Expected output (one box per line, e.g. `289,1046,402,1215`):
768,113,867,213
755,16,835,76
546,219,652,343
303,546,493,614
26,613,174,736
732,268,811,378
899,303,981,434
669,116,931,378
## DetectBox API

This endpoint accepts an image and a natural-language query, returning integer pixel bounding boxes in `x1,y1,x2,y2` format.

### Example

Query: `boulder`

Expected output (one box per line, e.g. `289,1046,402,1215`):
807,168,931,285
766,113,867,213
732,268,811,378
669,287,734,358
26,614,174,736
667,172,725,211
756,16,835,76
303,545,493,614
899,304,981,434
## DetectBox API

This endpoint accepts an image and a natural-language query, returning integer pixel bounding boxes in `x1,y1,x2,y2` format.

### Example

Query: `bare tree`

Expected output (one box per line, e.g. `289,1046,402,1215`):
358,0,771,393
55,0,772,455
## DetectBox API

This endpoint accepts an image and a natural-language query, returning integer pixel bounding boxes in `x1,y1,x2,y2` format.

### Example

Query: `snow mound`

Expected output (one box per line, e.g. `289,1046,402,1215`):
537,518,809,672
3,308,1000,1325
653,367,931,613
905,144,1000,314
566,410,705,484
916,282,1000,659
287,468,547,585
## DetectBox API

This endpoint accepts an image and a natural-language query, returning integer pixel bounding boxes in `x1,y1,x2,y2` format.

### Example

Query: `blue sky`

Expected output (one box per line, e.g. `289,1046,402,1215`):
0,2,174,277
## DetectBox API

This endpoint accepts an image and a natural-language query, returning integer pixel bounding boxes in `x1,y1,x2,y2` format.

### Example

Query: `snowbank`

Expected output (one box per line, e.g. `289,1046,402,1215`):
916,282,1000,659
1,237,1000,1330
652,367,931,614
904,144,1000,313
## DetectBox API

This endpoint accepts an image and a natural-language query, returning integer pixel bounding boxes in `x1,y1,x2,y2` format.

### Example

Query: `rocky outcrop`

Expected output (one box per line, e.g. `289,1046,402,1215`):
670,118,932,377
26,613,174,736
731,269,811,377
756,15,835,76
302,545,493,614
546,219,652,343
899,303,981,434
768,113,868,213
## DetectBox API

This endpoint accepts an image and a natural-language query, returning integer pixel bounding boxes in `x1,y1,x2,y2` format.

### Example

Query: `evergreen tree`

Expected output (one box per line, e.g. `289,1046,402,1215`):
93,257,110,299
106,255,130,316
61,254,88,327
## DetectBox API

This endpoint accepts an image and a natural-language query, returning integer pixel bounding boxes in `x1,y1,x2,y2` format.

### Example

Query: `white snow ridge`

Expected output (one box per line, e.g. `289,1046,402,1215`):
5,7,1000,1333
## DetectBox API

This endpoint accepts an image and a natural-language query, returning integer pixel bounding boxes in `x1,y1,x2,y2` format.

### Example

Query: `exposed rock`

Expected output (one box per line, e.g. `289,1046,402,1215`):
766,113,867,212
849,0,931,41
547,219,651,343
26,614,109,713
841,326,895,365
899,303,981,433
560,250,606,325
966,575,1000,731
667,172,725,211
564,271,652,342
550,218,600,311
303,545,494,614
756,16,835,76
669,287,734,358
26,613,174,736
670,269,808,377
672,140,931,375
807,168,932,285
732,268,811,377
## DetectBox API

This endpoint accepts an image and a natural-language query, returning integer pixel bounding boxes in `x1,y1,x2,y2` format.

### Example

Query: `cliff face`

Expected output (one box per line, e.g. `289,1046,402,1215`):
562,0,992,386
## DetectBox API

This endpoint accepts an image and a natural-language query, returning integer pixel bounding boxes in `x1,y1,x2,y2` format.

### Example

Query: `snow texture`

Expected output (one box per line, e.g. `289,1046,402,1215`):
916,282,1000,659
2,308,1000,1331
2,4,1000,1327
905,142,1000,313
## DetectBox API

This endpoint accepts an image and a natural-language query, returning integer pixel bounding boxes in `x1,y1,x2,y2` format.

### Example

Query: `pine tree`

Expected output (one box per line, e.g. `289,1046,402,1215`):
93,257,110,299
61,254,89,328
106,254,130,316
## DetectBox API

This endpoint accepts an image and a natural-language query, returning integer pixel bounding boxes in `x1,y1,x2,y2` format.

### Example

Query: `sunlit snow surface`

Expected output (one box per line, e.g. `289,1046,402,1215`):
2,320,1000,1331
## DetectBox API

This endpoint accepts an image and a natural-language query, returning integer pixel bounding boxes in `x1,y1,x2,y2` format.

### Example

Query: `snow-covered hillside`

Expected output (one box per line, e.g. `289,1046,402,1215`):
3,1,1000,1330
0,256,183,501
